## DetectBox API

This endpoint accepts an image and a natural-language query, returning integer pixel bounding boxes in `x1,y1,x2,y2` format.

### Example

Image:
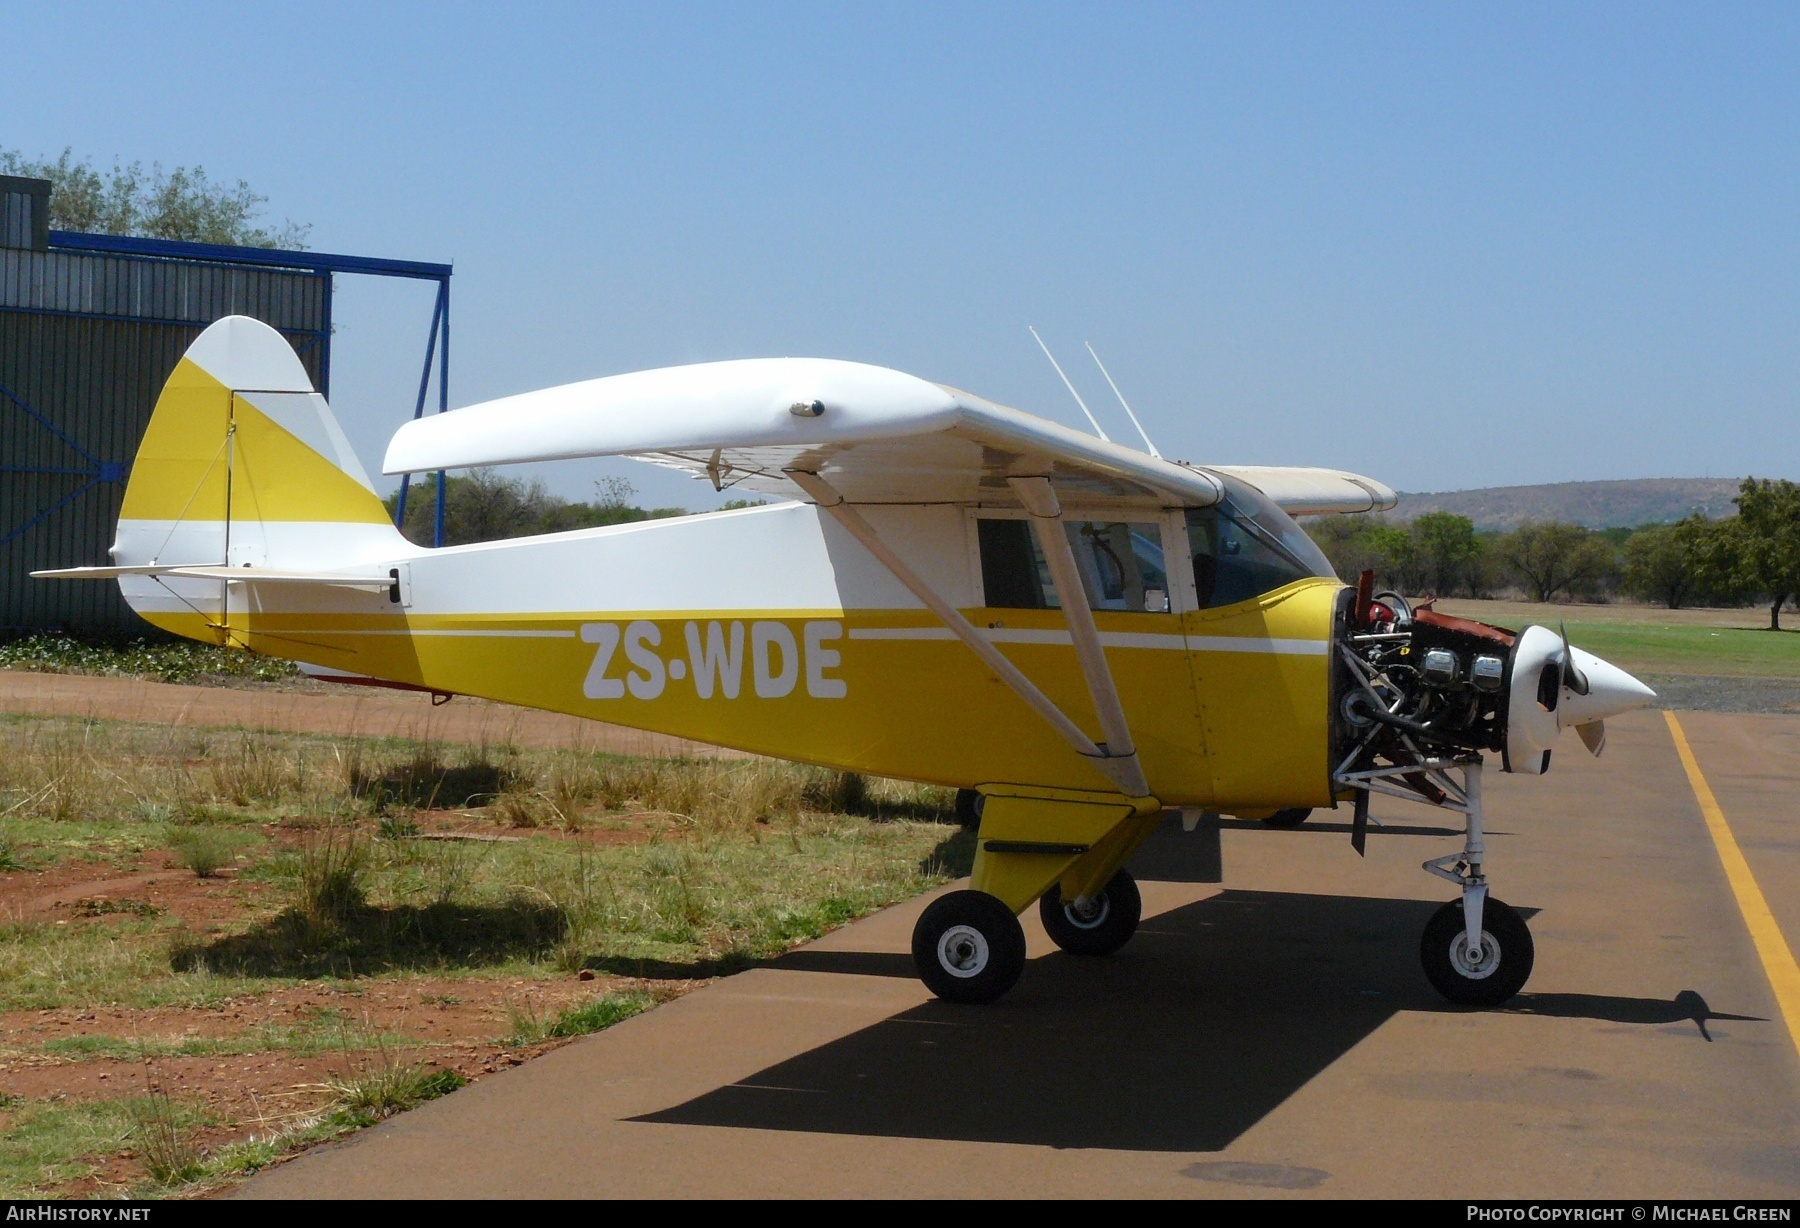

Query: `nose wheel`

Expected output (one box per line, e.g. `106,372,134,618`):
1420,896,1534,1006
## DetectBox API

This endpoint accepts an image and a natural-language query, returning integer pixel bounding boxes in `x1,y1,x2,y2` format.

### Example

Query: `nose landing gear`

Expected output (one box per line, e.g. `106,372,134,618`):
1337,742,1535,1006
1414,758,1535,1004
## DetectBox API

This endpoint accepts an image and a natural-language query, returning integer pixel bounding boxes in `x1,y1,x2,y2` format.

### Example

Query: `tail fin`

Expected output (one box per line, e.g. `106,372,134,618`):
113,316,407,641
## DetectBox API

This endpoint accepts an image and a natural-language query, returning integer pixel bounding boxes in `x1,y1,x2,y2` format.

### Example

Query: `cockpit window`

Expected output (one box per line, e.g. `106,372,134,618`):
977,517,1170,613
1186,477,1336,608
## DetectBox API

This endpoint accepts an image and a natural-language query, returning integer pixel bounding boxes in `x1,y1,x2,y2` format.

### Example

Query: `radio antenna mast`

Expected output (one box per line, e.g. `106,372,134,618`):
1029,326,1109,442
1085,341,1161,458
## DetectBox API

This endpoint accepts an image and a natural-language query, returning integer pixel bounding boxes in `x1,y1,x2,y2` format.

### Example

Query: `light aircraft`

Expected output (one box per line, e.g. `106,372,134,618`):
38,316,1656,1006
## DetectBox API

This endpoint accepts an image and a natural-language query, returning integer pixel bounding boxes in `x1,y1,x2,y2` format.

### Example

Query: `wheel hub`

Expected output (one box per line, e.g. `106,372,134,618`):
1449,928,1500,980
1063,893,1111,931
937,924,990,978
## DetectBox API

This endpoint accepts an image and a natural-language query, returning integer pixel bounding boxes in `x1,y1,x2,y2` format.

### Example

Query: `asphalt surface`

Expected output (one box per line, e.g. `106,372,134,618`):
1643,674,1800,715
239,707,1800,1199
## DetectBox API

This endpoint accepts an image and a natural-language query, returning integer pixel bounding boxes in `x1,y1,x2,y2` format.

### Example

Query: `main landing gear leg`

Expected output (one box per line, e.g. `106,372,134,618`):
1418,758,1534,1007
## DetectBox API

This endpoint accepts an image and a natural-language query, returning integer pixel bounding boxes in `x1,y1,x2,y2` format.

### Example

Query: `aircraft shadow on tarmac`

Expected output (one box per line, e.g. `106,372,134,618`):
636,824,1761,1153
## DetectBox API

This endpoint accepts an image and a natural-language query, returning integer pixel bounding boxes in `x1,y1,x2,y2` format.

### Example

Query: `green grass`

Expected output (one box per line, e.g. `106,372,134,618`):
0,1093,223,1198
325,1047,467,1121
1550,618,1800,679
0,633,299,685
20,1016,399,1063
0,912,291,1012
506,988,656,1044
0,1096,140,1196
0,1063,466,1198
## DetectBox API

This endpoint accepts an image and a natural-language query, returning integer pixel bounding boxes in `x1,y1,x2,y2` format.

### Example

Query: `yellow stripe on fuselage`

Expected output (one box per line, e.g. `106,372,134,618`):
155,577,1340,807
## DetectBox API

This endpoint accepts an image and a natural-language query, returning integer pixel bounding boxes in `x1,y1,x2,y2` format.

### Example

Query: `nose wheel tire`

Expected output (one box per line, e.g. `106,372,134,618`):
1420,897,1534,1007
912,890,1027,1003
1262,808,1312,828
1039,869,1142,956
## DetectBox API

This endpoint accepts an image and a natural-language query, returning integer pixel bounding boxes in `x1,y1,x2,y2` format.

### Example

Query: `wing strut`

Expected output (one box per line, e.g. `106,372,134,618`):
1007,476,1148,796
785,469,1149,798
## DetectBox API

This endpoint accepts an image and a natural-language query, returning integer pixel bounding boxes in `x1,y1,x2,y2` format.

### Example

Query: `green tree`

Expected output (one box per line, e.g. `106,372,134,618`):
384,470,685,547
1685,515,1749,607
0,147,309,248
1734,477,1800,630
1622,523,1692,608
1624,514,1751,610
1305,515,1400,589
1496,521,1616,602
1409,512,1481,596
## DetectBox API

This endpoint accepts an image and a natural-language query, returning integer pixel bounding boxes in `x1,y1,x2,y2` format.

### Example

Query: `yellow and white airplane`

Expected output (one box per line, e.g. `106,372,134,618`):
38,316,1656,1006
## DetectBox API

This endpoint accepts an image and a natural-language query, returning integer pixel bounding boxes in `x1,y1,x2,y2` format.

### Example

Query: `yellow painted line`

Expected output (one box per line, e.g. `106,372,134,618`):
1664,710,1800,1061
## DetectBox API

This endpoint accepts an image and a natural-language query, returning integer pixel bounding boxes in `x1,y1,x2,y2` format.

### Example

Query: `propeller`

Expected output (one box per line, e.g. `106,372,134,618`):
1576,720,1607,757
1558,621,1590,696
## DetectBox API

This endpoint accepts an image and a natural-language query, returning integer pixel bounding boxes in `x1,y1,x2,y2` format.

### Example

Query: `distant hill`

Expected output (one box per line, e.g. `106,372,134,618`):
1390,478,1747,531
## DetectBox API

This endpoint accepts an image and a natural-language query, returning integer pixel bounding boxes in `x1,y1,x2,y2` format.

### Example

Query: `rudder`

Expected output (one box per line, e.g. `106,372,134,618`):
114,316,406,641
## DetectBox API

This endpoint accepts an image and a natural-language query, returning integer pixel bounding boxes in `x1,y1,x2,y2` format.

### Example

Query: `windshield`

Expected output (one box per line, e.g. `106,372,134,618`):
1215,476,1337,579
1186,475,1337,608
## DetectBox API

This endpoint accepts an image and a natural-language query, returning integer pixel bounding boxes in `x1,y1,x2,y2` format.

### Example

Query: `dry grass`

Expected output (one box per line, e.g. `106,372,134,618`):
0,714,962,1002
165,827,250,877
130,1081,204,1186
0,711,966,1196
294,826,370,928
324,1040,466,1121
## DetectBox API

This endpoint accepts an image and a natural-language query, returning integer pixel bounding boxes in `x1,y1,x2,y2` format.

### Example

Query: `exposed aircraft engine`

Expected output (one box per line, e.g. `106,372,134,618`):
1326,571,1655,1005
1332,572,1655,794
1334,582,1518,776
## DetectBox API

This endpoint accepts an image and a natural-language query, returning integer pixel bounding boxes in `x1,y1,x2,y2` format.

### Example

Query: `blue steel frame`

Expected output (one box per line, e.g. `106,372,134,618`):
3,231,454,548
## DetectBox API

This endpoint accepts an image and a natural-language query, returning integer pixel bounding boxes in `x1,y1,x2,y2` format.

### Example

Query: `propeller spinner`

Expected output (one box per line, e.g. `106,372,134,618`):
1507,624,1655,771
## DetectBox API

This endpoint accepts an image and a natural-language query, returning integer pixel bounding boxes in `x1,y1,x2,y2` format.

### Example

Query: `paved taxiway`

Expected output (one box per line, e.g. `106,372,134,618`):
240,707,1800,1198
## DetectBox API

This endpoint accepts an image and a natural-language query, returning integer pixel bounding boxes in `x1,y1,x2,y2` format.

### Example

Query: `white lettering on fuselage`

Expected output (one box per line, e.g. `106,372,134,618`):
583,620,846,700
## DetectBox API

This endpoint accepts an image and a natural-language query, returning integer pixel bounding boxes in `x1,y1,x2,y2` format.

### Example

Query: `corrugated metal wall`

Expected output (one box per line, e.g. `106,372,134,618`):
1,217,328,636
0,176,49,252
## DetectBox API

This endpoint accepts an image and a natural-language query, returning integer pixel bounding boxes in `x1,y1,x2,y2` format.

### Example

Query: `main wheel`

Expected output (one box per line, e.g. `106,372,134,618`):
953,788,985,831
1420,896,1534,1007
912,890,1027,1004
1038,869,1142,956
1262,808,1312,828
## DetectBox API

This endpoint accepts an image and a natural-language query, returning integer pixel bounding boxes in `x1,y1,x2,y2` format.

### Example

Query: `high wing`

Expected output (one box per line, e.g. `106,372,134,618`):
382,357,1395,513
31,564,395,591
1202,465,1397,516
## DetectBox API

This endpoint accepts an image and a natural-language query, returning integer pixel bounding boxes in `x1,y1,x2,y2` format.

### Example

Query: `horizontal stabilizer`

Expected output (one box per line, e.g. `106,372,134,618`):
32,565,394,592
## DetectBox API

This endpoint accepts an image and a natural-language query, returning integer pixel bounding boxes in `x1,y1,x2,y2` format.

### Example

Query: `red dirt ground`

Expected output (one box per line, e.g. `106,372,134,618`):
0,816,702,1196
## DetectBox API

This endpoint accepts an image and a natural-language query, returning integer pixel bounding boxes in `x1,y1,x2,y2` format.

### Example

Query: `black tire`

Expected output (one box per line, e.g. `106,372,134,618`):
1420,896,1534,1007
1262,808,1312,828
912,890,1027,1004
954,788,985,831
1038,869,1142,956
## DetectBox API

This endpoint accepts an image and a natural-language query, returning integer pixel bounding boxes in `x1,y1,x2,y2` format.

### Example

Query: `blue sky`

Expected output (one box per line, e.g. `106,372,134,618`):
8,3,1797,507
